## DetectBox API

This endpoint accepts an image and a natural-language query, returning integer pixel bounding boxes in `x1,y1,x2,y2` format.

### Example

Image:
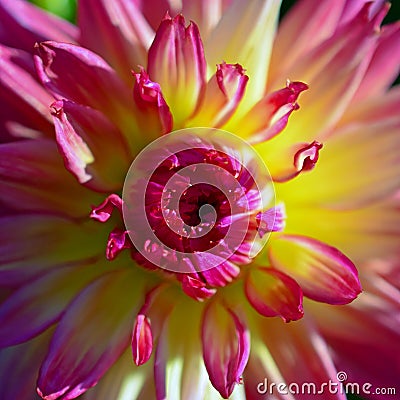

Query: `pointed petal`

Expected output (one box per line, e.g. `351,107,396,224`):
0,214,107,287
245,267,303,322
260,4,385,161
51,100,130,191
0,0,78,53
34,41,146,152
37,269,145,400
205,0,281,112
269,235,362,305
78,0,154,82
228,81,308,143
0,139,99,216
133,68,173,135
106,228,131,261
0,262,110,346
147,14,206,125
202,300,250,398
189,62,249,128
0,45,53,140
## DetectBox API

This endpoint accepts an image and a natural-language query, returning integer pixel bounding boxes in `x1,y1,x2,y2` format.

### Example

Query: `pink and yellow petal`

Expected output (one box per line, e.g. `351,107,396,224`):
201,299,250,398
147,14,206,126
268,235,362,305
205,0,281,112
0,214,108,287
37,269,146,400
0,260,115,347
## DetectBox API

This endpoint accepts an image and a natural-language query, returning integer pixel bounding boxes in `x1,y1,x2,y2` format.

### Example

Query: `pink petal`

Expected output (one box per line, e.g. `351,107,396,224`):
0,214,105,287
0,263,109,346
269,235,362,305
0,139,99,216
147,14,206,125
271,141,323,183
256,204,286,237
78,0,154,83
106,228,131,261
37,269,144,400
90,194,123,223
245,267,304,322
133,68,173,135
202,300,250,398
190,62,249,128
132,314,153,366
230,81,308,144
34,41,144,152
0,0,78,53
180,275,216,301
0,45,53,140
200,260,240,287
51,100,130,191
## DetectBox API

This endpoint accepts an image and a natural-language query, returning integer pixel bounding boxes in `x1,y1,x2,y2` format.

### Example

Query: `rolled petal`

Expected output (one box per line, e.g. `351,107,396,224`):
0,45,53,140
133,68,173,135
0,262,110,347
37,269,145,400
147,14,206,125
132,314,153,366
78,0,154,82
34,41,146,152
269,141,323,183
245,267,304,322
200,260,240,288
0,0,78,53
205,0,282,111
90,194,123,223
51,100,130,191
202,300,250,398
228,81,308,143
0,214,107,287
189,62,249,128
269,235,362,305
0,139,99,216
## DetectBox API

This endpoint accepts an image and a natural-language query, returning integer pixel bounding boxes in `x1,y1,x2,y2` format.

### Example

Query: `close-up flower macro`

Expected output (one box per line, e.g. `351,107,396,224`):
0,0,399,399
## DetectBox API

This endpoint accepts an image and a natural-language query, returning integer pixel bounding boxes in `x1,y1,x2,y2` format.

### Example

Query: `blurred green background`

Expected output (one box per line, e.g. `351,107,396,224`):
27,1,399,399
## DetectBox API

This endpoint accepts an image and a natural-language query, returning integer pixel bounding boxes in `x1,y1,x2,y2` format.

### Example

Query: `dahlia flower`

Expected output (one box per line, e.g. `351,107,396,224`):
0,0,399,399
